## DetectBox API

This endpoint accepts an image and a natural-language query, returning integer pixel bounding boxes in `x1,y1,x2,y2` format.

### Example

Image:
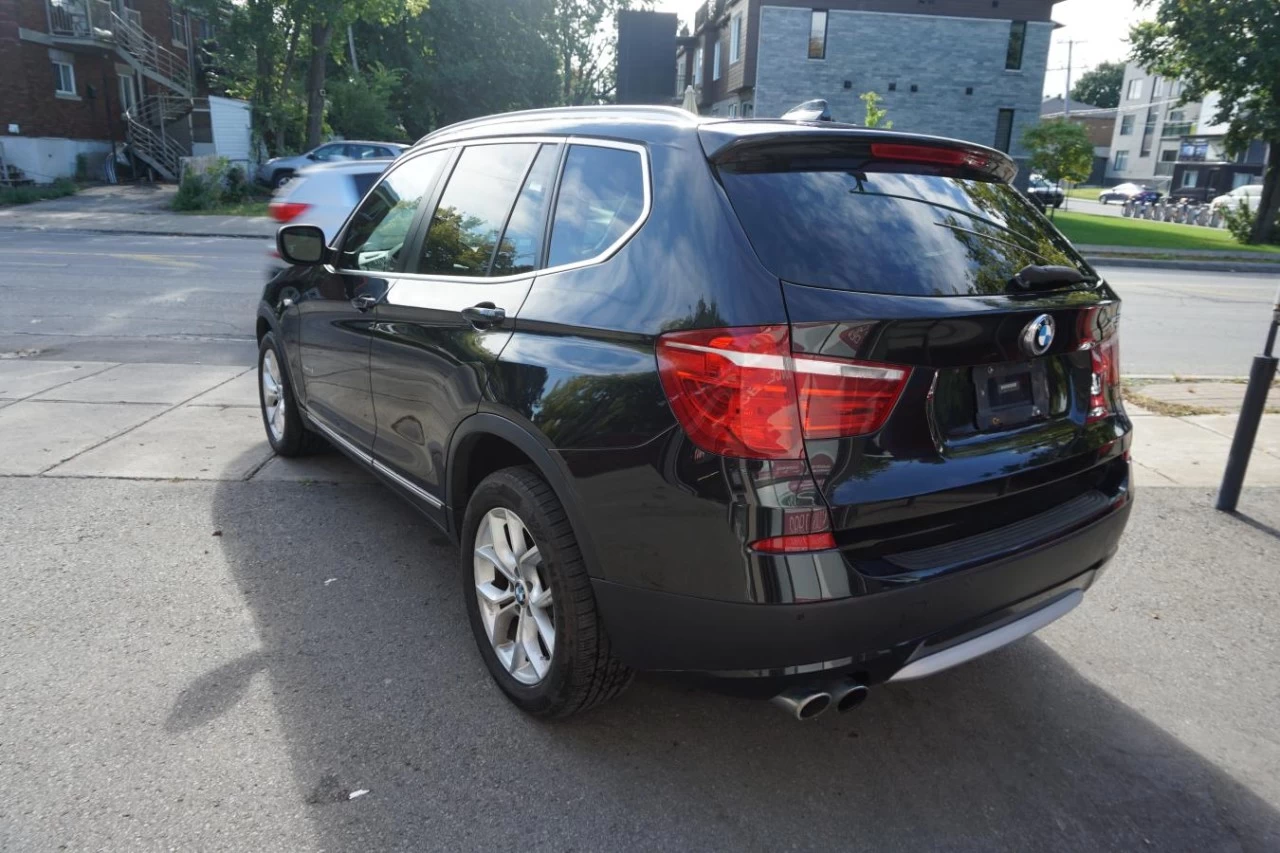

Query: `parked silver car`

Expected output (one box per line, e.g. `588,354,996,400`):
266,159,393,273
257,140,407,188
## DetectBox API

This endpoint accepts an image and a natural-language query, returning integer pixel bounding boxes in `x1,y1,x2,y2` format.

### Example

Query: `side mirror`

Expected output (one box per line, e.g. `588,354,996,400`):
277,224,327,266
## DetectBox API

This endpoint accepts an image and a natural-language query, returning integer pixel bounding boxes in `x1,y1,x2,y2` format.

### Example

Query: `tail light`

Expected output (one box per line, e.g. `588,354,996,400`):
750,507,835,553
268,201,311,222
1087,335,1121,423
656,325,910,460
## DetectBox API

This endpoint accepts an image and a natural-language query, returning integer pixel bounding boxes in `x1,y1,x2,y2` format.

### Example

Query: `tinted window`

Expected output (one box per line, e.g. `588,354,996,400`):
339,150,448,272
417,143,538,277
718,164,1089,297
492,145,559,276
350,171,379,199
547,145,645,268
311,144,346,162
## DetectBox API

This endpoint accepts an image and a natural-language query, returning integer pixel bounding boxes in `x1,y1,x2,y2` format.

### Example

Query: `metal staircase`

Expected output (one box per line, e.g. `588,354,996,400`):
123,95,196,180
104,4,192,97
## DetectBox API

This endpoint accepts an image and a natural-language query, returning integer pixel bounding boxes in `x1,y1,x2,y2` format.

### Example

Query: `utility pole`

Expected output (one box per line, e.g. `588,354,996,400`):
1057,39,1086,117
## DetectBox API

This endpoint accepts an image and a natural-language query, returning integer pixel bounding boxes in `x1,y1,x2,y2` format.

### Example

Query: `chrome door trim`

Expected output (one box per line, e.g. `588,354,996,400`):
369,458,445,509
307,414,445,509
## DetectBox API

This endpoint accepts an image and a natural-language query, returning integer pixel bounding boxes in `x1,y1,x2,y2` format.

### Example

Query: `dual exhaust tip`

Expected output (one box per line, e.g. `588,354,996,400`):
770,678,868,721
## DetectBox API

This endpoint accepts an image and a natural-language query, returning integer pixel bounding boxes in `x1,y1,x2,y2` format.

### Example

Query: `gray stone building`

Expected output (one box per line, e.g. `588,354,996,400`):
675,0,1059,160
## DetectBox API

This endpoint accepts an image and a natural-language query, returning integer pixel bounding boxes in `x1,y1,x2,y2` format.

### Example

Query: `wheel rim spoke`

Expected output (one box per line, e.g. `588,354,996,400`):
473,506,555,686
261,351,286,441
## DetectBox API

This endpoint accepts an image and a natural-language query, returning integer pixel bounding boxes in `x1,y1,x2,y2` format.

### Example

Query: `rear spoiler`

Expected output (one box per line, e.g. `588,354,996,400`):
698,122,1018,184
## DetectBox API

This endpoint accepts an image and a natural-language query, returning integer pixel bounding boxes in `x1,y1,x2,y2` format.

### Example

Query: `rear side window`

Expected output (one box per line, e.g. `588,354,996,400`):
548,145,645,268
350,171,379,200
718,164,1089,296
338,150,448,272
417,143,538,277
492,145,559,276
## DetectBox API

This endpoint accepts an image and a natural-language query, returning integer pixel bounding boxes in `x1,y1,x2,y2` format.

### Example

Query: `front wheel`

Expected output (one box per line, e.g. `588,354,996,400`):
258,332,323,456
461,466,632,717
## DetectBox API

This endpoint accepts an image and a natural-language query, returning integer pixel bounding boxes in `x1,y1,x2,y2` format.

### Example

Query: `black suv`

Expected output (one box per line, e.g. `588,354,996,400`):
258,107,1132,720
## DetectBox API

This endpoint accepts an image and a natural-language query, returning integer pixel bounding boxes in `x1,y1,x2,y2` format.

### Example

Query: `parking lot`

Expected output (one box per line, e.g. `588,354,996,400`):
1,229,1278,851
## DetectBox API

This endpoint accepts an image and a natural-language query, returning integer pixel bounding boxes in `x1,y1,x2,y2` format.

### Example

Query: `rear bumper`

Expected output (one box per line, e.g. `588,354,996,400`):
593,497,1130,683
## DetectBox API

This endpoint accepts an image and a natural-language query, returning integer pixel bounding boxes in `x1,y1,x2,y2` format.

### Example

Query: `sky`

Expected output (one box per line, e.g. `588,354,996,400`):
650,0,1154,101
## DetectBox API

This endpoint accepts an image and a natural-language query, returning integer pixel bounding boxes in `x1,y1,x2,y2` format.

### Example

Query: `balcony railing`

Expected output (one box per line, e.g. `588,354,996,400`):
47,0,112,39
1162,122,1194,138
694,0,724,32
1154,162,1175,177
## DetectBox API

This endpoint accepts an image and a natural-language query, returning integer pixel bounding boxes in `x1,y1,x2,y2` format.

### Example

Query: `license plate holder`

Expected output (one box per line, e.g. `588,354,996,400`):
973,360,1049,430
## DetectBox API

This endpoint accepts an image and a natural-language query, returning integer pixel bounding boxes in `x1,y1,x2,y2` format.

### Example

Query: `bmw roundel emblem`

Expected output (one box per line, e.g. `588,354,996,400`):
1021,314,1056,357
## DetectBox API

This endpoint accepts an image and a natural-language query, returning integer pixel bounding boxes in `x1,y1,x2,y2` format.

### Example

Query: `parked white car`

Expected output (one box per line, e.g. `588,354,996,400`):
1210,183,1264,213
256,140,407,188
266,159,393,273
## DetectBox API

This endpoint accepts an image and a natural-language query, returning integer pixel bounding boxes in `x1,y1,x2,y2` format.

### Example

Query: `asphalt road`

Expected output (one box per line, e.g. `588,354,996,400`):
2,230,1274,376
1,475,1277,852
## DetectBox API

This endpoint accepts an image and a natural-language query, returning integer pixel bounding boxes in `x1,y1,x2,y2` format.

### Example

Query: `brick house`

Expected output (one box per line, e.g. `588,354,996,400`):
675,0,1058,164
0,0,247,183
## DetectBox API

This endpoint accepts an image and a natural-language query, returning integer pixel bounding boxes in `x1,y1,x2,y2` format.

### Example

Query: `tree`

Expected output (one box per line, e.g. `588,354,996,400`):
859,91,892,129
1130,0,1280,244
1069,60,1125,109
1022,120,1094,186
547,0,643,105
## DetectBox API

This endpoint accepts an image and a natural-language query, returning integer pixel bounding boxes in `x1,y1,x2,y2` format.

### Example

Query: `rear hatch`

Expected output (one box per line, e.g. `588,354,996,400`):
708,129,1129,576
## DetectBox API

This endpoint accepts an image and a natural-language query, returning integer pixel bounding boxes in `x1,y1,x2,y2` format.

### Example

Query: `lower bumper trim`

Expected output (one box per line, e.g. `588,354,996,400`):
888,589,1083,682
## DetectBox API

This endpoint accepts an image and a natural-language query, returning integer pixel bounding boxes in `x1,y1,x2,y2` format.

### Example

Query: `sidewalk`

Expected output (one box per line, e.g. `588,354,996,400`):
2,358,1277,487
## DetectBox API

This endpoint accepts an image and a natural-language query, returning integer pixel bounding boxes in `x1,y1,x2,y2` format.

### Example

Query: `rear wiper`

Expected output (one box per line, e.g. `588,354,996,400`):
1009,264,1097,291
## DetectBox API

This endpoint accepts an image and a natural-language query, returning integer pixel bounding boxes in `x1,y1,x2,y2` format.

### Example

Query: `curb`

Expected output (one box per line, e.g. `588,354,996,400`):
1086,256,1280,273
0,224,269,240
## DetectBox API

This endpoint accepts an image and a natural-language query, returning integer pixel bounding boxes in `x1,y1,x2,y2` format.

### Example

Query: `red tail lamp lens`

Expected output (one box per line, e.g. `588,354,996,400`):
269,202,311,222
870,142,991,170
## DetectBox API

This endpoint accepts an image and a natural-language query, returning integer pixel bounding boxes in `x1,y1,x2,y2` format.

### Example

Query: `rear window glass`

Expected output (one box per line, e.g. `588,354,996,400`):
350,172,378,200
718,166,1090,296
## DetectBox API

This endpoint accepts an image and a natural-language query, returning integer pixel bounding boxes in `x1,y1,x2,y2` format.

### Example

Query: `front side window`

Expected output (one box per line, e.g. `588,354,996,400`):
730,13,741,63
1127,79,1142,100
417,143,538,277
713,41,721,81
548,145,646,268
808,10,827,59
1113,150,1129,171
1119,115,1134,135
339,150,448,272
311,144,347,162
1005,21,1026,70
53,61,75,95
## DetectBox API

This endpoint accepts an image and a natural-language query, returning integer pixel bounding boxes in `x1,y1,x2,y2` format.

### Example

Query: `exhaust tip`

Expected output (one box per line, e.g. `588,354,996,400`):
771,687,833,720
835,684,869,713
798,693,831,719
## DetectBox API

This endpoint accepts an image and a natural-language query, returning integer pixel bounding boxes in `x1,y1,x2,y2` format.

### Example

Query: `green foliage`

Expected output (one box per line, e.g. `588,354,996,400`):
1021,120,1094,185
0,178,77,206
1130,0,1280,244
860,91,892,129
74,154,91,182
172,159,268,211
1069,60,1125,109
326,64,406,141
1052,211,1280,254
1220,200,1257,245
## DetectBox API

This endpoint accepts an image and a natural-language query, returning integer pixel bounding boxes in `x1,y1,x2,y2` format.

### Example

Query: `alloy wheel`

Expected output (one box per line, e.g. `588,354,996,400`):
261,349,286,442
473,507,555,685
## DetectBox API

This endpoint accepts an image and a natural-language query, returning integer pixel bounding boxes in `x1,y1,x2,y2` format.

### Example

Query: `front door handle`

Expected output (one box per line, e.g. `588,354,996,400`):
351,293,379,312
461,303,507,328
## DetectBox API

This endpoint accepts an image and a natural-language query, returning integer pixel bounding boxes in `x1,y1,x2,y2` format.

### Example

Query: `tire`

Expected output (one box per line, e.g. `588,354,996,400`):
258,331,323,456
271,170,293,189
461,466,632,717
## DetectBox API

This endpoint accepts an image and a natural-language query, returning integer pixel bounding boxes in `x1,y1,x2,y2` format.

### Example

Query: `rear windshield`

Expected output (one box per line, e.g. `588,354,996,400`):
718,165,1091,296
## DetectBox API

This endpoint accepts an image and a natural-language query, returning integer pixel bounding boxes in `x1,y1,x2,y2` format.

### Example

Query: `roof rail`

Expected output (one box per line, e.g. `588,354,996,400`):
414,105,700,146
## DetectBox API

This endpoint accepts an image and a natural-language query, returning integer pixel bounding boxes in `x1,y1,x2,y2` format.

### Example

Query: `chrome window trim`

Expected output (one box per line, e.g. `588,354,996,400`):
337,136,652,287
307,415,444,509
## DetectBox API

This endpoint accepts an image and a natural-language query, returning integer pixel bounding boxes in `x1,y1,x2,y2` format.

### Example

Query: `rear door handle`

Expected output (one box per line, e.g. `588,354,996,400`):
351,294,379,311
461,303,507,328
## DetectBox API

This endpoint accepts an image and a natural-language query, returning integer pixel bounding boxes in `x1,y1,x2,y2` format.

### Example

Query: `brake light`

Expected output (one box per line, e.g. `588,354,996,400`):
269,201,311,223
656,325,910,459
751,507,835,553
1087,335,1121,423
870,142,991,170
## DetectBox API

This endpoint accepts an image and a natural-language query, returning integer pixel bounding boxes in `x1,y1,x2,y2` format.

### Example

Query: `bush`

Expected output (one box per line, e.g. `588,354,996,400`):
74,154,91,181
171,160,266,211
0,177,78,206
1220,200,1255,244
171,170,220,210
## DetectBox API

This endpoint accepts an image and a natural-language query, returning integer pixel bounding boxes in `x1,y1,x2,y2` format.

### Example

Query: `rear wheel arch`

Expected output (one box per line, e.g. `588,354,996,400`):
446,415,600,575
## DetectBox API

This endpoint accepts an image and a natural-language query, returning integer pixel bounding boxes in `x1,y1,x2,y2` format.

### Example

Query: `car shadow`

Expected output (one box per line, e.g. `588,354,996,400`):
205,448,1280,852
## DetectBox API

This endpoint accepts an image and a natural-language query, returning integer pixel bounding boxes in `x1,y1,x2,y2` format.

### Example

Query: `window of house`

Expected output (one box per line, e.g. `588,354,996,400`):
730,13,741,63
1151,77,1163,98
728,103,737,118
1160,149,1178,162
490,145,560,276
418,143,539,277
548,145,646,268
695,46,704,85
1181,169,1198,188
53,60,76,96
713,40,721,81
1005,21,1026,70
1113,150,1129,171
676,58,685,96
1127,79,1142,100
1167,109,1184,123
742,103,753,117
171,12,186,46
339,150,448,272
1119,114,1134,135
1232,173,1255,189
994,108,1015,153
809,10,827,59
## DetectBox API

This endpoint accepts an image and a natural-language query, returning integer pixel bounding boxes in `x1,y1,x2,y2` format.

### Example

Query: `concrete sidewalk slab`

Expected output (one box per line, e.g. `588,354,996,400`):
46,405,273,480
1130,415,1280,486
0,401,167,475
186,370,259,407
1185,414,1280,458
0,360,117,399
1141,382,1259,412
32,363,247,405
252,453,375,483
